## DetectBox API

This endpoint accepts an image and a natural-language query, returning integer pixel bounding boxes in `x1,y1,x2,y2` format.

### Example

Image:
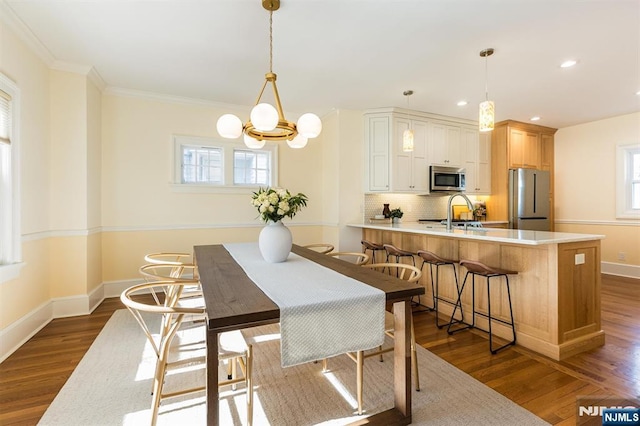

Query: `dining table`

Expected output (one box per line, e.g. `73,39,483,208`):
193,243,425,425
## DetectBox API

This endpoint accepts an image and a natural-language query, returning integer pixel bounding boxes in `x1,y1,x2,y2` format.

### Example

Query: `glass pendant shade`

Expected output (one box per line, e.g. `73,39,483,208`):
479,100,495,132
244,134,266,149
402,129,414,152
250,103,279,131
296,113,322,138
287,134,308,149
216,114,243,139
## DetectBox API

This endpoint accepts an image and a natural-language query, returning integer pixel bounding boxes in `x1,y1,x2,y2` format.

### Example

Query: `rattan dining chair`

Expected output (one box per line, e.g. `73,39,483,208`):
139,263,202,309
339,262,421,415
326,251,370,265
303,243,335,254
121,281,254,426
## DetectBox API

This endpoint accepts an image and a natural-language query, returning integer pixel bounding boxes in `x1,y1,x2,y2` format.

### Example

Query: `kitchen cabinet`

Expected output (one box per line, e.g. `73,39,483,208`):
489,120,557,228
365,114,391,191
429,122,462,166
463,129,491,194
508,128,540,169
364,108,478,194
392,116,429,191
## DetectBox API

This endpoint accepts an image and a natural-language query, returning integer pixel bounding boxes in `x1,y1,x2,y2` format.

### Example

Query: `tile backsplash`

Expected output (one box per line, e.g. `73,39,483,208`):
364,194,450,222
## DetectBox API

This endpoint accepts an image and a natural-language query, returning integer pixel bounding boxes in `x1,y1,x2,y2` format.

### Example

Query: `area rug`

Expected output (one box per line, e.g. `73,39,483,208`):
38,310,549,425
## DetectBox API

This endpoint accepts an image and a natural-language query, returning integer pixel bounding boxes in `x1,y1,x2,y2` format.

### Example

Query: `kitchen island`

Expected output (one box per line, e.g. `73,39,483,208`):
349,221,605,360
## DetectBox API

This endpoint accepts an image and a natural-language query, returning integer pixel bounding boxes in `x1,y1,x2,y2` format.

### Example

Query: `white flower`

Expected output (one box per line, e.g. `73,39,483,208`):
278,201,290,212
259,205,267,213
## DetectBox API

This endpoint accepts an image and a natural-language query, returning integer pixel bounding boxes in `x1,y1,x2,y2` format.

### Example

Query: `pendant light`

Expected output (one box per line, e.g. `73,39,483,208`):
402,90,414,152
479,48,495,132
216,0,322,149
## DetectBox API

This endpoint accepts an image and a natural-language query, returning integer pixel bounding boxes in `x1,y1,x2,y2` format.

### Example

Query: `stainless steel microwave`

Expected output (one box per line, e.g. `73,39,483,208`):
430,166,466,192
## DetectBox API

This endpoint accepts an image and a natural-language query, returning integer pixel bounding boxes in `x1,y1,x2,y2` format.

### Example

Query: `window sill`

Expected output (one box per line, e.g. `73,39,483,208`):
0,262,26,284
169,183,264,195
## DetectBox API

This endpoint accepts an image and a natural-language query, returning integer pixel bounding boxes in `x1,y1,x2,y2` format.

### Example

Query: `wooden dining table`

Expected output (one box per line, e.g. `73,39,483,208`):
193,243,425,425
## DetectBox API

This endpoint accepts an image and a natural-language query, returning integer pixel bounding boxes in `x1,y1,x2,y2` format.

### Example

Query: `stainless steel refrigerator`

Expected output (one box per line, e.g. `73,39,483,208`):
509,168,551,231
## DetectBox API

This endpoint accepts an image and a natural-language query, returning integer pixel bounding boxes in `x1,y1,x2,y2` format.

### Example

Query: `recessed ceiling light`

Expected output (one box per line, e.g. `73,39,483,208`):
530,116,541,121
636,90,640,95
457,100,468,106
560,60,577,68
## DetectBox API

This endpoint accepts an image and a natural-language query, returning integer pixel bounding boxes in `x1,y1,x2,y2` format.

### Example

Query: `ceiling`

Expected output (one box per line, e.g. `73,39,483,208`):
2,0,639,129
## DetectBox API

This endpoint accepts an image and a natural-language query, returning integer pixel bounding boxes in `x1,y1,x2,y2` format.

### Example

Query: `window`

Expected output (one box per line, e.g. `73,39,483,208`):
181,146,223,184
616,142,640,219
234,150,271,185
0,72,22,282
173,135,277,192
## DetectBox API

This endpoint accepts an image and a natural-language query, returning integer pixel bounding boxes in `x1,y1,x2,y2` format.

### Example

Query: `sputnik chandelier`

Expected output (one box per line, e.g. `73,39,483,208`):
216,0,322,149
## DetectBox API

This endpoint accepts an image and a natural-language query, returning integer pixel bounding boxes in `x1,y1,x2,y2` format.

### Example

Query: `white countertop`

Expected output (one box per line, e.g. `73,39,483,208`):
348,221,605,245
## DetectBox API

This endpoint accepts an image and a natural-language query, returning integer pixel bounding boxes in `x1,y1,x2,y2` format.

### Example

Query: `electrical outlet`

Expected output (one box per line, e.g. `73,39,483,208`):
618,252,626,261
575,253,585,265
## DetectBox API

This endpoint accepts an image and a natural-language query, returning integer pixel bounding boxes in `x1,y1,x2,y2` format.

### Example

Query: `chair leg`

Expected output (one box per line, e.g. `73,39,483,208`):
411,320,420,391
447,272,472,334
357,350,364,415
246,345,253,426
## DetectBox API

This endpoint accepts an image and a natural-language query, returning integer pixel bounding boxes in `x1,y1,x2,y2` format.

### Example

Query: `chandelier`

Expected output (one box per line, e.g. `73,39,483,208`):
216,0,322,149
479,47,495,132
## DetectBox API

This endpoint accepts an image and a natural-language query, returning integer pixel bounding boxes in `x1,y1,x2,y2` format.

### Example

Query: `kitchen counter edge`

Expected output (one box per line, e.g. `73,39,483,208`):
348,222,605,246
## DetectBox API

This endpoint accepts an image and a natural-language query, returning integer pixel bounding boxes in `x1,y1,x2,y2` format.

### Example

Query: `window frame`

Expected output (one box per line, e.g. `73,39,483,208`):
0,72,23,283
172,135,278,193
616,142,640,219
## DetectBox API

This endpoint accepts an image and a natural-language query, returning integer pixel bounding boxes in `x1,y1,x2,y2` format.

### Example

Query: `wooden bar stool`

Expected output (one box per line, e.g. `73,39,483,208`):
416,250,461,327
447,259,517,354
361,240,385,263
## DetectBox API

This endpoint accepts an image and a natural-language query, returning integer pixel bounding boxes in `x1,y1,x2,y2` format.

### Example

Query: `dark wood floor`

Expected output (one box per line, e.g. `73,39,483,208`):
0,274,637,425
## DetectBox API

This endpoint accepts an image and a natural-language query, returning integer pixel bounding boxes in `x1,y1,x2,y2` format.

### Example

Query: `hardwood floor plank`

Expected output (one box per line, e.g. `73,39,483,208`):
0,275,637,425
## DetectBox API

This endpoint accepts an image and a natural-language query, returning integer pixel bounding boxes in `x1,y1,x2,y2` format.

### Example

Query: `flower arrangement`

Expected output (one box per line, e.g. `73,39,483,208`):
251,187,308,223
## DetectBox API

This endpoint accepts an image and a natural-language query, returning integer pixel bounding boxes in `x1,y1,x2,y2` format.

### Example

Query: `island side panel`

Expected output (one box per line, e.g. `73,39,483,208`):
557,240,604,359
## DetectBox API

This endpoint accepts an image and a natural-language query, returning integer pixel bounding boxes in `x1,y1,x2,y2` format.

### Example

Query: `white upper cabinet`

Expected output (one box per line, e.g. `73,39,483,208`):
364,108,487,194
391,116,428,192
364,115,391,191
463,129,491,194
428,122,462,167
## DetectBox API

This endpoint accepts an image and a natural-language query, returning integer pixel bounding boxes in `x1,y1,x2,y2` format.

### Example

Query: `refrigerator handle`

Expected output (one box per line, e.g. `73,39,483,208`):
533,173,537,213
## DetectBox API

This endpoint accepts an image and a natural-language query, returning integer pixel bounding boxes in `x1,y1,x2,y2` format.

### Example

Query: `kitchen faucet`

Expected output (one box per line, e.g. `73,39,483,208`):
446,193,474,231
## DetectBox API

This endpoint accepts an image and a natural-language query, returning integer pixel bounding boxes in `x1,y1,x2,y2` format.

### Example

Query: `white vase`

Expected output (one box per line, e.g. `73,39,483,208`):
258,220,292,263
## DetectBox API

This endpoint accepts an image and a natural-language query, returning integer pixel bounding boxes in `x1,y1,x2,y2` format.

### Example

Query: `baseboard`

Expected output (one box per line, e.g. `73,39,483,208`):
0,300,52,363
601,261,640,279
0,279,141,363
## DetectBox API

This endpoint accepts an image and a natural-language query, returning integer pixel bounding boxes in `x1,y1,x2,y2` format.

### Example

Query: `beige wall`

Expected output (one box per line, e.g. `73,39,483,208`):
554,112,640,269
0,18,52,329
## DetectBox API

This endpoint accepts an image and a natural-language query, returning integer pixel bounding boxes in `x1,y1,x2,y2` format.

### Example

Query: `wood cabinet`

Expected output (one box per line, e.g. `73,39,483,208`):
508,128,540,169
463,130,491,194
364,108,482,194
429,122,462,167
489,120,557,228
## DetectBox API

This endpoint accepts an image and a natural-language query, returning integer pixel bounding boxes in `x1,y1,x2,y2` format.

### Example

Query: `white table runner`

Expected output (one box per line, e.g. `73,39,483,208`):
224,242,385,367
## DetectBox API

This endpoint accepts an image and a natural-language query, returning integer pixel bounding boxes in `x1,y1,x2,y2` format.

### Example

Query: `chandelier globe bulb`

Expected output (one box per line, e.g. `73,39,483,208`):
296,113,322,138
250,103,279,131
244,134,266,149
216,114,243,139
287,133,308,149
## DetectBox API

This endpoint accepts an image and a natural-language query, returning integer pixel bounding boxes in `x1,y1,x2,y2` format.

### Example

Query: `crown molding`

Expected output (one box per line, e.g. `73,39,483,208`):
0,1,55,66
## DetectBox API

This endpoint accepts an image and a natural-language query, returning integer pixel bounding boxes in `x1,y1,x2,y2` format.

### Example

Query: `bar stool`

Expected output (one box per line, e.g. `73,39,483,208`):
361,240,385,264
383,244,415,267
447,259,517,354
416,250,461,327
